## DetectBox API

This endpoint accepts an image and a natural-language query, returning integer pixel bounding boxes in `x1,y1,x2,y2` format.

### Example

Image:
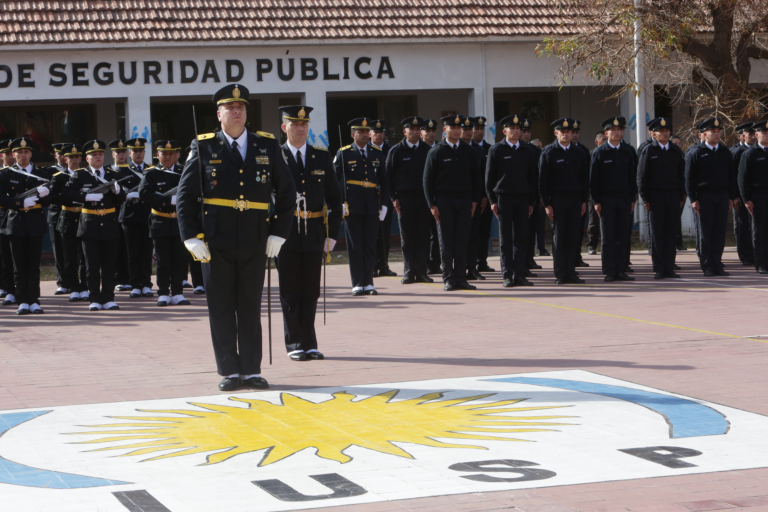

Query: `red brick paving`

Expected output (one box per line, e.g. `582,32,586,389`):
1,247,768,510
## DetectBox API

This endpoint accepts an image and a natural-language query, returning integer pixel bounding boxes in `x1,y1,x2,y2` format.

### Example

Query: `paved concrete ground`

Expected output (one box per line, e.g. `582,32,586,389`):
1,247,767,511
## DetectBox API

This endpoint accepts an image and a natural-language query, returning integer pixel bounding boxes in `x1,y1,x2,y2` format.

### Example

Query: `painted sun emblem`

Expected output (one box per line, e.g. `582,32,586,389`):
70,391,569,467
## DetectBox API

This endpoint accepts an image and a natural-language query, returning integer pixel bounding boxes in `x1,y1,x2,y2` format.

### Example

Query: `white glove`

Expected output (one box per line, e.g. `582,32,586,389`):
184,238,210,261
343,203,349,216
323,238,336,252
37,186,50,198
126,192,140,200
85,193,104,202
171,195,177,206
266,235,286,258
379,205,388,222
113,183,121,194
23,197,38,209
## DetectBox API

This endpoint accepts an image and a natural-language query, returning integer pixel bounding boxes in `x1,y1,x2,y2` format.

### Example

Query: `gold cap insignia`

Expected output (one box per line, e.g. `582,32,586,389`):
376,122,382,129
479,119,484,125
20,139,27,147
464,119,470,126
454,116,460,124
574,122,579,128
118,141,124,148
714,119,719,127
298,108,306,119
660,119,666,127
412,118,419,125
362,119,368,127
563,120,569,127
524,121,529,127
513,116,519,124
428,121,434,127
93,141,99,149
165,142,172,149
614,118,619,126
233,87,241,98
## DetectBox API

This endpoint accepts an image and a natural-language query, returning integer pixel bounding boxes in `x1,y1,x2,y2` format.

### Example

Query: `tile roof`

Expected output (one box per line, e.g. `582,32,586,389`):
0,0,572,46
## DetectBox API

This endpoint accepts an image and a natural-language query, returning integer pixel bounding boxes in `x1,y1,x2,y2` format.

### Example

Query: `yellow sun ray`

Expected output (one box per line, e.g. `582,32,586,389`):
70,390,572,466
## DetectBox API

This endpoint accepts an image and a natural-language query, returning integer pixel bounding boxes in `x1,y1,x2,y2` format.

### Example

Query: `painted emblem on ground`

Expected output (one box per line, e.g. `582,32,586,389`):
0,370,766,512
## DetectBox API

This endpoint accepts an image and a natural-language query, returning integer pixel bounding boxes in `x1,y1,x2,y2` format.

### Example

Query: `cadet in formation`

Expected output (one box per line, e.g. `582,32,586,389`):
570,121,592,269
471,117,495,274
737,120,768,274
520,119,547,272
370,120,396,278
732,122,756,266
465,116,490,281
419,119,442,275
48,143,69,295
277,105,342,361
0,140,17,304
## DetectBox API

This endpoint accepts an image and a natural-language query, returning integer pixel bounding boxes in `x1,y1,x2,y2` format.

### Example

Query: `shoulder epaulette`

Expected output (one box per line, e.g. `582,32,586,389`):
197,133,215,141
53,171,63,176
341,145,352,151
313,145,328,151
117,164,130,167
256,131,275,139
370,145,382,151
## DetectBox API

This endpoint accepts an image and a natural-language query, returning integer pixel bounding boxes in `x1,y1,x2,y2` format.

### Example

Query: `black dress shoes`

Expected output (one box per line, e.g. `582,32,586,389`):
674,264,681,270
365,289,378,295
525,269,538,278
401,275,416,284
478,263,495,272
624,266,634,272
569,276,586,284
617,272,635,281
415,274,434,283
758,267,768,274
466,270,485,281
677,244,687,251
306,351,325,360
665,271,681,278
587,247,597,255
527,261,542,270
456,282,477,290
242,376,269,389
444,282,457,291
352,289,364,296
703,270,715,277
289,352,308,361
538,249,551,256
428,266,442,275
555,278,567,285
605,274,616,282
218,377,240,391
654,272,664,280
382,268,397,277
714,270,730,276
743,261,754,266
575,259,590,267
514,278,534,286
503,279,514,287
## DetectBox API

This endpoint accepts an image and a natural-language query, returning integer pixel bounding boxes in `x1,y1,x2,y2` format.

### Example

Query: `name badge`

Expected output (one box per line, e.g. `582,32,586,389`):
347,160,357,165
158,182,165,186
604,160,612,163
556,159,565,163
312,171,325,175
701,154,709,157
403,158,411,161
503,156,511,160
10,180,18,183
651,156,658,159
758,157,766,161
255,156,270,165
443,158,452,162
209,160,222,164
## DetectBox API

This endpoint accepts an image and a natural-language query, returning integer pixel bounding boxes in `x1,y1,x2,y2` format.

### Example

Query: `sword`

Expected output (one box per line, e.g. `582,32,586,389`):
191,106,211,263
338,125,349,217
323,204,329,325
268,256,273,365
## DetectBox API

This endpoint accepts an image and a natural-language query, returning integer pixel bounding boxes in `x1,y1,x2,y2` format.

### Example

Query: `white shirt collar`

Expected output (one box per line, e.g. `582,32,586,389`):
355,143,367,153
17,164,33,173
223,129,248,159
90,166,105,176
607,140,620,150
505,139,520,149
759,143,768,150
705,141,719,151
131,160,144,169
405,139,419,149
287,142,307,161
558,141,571,151
658,142,669,150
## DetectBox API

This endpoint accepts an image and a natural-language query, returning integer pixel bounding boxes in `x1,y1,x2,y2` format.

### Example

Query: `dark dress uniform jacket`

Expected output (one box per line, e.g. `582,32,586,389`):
589,142,639,204
0,165,53,237
115,163,153,224
485,140,538,206
47,164,67,226
738,144,768,202
333,144,389,216
281,143,342,252
685,143,738,202
61,167,127,240
177,130,296,249
423,139,482,207
50,169,83,235
386,139,432,201
637,141,686,203
538,141,589,206
139,165,182,238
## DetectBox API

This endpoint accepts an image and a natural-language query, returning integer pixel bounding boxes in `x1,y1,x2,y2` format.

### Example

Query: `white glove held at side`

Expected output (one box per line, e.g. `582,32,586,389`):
342,203,349,216
323,238,337,252
126,192,140,200
85,193,104,202
379,205,388,222
23,197,39,209
184,238,210,261
266,235,286,258
113,183,121,194
171,195,177,206
37,186,50,198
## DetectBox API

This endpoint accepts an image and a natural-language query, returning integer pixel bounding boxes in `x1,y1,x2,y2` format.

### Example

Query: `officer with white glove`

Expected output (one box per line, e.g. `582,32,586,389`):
126,191,140,200
23,197,39,209
37,186,50,198
379,205,387,221
85,193,104,202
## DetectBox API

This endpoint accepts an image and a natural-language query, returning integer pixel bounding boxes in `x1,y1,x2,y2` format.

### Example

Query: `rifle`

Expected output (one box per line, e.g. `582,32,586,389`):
191,106,211,263
161,186,178,198
82,176,132,196
337,126,349,217
11,179,52,201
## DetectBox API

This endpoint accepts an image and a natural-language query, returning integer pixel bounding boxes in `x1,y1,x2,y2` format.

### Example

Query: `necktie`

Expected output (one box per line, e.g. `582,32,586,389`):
232,140,243,165
360,148,366,160
297,151,305,173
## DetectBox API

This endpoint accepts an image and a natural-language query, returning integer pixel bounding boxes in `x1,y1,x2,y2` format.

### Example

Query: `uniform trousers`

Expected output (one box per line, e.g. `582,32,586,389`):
526,202,544,262
344,213,378,289
121,223,153,290
277,249,322,353
60,232,87,292
734,204,754,264
429,217,441,271
497,195,529,281
465,201,484,273
598,195,632,276
375,199,394,272
48,224,65,288
697,190,730,273
587,199,601,249
188,255,204,288
153,236,187,297
477,202,494,267
82,238,119,304
203,246,267,376
115,227,130,285
576,210,588,260
9,236,43,304
648,191,681,275
435,195,472,285
750,191,768,271
0,233,14,294
551,193,583,281
397,194,432,278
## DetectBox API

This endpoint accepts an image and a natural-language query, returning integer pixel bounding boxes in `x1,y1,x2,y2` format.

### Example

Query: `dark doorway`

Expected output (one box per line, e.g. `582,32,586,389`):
493,92,555,144
326,98,378,155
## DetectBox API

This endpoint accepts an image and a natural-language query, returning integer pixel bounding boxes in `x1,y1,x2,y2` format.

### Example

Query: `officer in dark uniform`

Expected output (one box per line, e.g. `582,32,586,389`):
0,138,53,314
180,145,205,295
738,120,768,274
113,139,154,298
52,144,88,302
539,118,589,284
277,105,342,360
420,119,442,274
62,140,127,310
370,120,396,278
139,140,190,307
637,117,685,279
521,120,547,269
571,121,592,268
486,115,538,287
732,122,755,265
465,116,489,281
177,84,296,391
685,118,738,276
334,118,389,296
387,116,434,284
423,115,481,291
472,116,495,273
48,143,72,295
0,140,17,303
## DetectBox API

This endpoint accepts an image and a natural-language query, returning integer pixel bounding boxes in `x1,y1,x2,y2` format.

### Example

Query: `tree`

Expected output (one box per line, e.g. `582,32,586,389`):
538,0,768,131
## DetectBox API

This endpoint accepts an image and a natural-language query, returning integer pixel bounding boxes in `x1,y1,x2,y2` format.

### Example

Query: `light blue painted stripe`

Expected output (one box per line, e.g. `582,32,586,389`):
487,377,728,438
0,411,129,489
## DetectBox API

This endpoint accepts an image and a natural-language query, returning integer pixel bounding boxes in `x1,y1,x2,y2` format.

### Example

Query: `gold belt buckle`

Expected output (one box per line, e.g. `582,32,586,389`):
171,212,177,218
97,209,106,216
21,207,29,212
235,199,248,211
